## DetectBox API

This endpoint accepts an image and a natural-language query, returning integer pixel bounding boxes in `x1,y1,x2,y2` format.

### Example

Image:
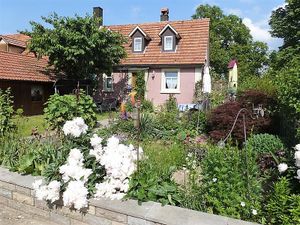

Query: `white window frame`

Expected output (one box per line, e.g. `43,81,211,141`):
161,69,180,94
133,37,142,52
103,73,113,92
164,36,173,51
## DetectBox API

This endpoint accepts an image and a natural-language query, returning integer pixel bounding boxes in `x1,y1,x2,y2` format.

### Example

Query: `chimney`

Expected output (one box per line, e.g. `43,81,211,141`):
93,7,103,26
160,8,169,21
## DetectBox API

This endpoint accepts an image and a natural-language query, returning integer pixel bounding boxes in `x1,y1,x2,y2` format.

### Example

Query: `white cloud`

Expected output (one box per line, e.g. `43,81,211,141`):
243,17,282,50
243,17,271,42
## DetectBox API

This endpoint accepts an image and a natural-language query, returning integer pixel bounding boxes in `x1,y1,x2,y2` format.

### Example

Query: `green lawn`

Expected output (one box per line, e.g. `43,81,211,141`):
13,115,47,137
13,112,113,137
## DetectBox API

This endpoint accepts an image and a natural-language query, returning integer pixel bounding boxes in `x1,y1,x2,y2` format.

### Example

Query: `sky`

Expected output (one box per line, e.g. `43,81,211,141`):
0,0,285,50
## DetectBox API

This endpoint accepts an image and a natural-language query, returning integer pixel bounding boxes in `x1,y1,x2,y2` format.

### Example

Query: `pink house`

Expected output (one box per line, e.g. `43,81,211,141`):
96,8,210,106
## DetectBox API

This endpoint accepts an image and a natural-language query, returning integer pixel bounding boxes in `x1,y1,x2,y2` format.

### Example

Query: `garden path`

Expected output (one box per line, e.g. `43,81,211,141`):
0,204,59,225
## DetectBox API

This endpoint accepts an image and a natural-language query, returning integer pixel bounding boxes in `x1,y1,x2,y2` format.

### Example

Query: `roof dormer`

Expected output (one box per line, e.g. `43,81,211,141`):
129,26,150,53
159,24,180,52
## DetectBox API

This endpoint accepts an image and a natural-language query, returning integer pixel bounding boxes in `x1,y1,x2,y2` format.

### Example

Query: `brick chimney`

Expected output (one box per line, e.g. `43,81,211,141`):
93,7,103,26
160,8,169,21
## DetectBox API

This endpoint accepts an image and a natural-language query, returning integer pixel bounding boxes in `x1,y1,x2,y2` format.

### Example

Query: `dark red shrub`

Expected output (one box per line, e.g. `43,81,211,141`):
207,90,274,144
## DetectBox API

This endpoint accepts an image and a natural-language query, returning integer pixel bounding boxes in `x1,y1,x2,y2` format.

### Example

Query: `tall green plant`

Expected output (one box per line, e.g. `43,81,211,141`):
134,70,146,100
0,88,15,135
44,91,97,131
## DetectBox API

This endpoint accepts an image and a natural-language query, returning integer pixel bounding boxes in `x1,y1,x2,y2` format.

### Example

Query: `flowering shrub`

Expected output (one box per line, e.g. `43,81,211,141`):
33,117,141,210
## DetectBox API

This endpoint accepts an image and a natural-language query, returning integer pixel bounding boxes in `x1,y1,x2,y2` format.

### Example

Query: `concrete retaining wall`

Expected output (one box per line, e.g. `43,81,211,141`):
0,167,259,225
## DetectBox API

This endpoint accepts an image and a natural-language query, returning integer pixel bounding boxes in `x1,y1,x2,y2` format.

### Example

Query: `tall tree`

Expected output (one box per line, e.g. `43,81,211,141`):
23,13,126,79
192,5,268,79
269,0,300,49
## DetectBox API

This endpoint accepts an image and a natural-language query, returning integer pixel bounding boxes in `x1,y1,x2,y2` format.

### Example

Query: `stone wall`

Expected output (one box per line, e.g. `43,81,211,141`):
0,167,259,225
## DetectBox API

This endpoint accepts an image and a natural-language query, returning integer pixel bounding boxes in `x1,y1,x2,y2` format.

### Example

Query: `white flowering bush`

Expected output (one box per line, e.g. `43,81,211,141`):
62,117,88,138
33,117,142,210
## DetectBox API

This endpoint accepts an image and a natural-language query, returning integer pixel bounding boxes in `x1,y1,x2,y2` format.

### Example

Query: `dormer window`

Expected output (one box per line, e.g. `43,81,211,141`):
129,26,151,53
164,36,173,51
159,24,181,52
134,37,142,52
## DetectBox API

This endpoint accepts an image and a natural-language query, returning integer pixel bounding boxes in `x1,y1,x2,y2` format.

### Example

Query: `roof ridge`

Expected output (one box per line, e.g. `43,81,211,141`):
107,18,210,28
0,50,46,60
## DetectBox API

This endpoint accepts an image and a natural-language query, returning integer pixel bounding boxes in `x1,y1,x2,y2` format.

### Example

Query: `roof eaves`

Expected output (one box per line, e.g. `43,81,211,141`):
128,26,151,40
158,24,180,38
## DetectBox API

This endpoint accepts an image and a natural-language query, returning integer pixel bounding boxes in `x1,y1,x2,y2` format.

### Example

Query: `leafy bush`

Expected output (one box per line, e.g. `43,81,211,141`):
0,88,15,135
165,94,178,112
44,91,97,131
127,142,185,205
208,90,274,143
199,144,263,222
246,134,284,155
181,111,207,133
265,178,300,225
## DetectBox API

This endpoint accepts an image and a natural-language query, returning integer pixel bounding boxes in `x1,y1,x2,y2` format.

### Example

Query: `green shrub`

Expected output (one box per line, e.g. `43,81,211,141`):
126,142,185,205
181,111,207,133
246,134,284,155
44,91,97,131
141,99,154,112
199,144,263,222
265,177,300,225
165,94,178,112
0,88,15,135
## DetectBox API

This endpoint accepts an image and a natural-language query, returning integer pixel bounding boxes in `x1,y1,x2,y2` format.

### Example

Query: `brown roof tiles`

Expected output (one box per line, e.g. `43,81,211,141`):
0,34,30,48
108,19,210,66
0,51,54,82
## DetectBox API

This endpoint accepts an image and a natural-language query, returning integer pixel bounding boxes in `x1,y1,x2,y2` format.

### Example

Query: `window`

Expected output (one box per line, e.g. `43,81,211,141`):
103,74,113,92
31,86,43,101
133,37,142,52
161,69,180,93
164,36,173,51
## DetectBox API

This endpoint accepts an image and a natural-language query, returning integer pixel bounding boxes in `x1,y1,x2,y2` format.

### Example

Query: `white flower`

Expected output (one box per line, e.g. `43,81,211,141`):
46,180,60,203
60,148,92,183
295,151,300,167
296,169,300,180
62,117,88,138
240,202,245,207
63,180,88,210
252,209,258,215
32,179,43,190
294,144,300,151
90,134,102,148
278,163,288,173
33,180,61,203
212,178,217,182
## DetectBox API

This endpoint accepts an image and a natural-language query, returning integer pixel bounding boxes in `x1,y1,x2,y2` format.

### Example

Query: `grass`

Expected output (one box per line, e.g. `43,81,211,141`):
12,111,113,137
13,115,47,137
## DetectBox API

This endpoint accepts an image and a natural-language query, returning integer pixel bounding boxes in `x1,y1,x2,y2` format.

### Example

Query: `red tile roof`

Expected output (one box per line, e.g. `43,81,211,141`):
0,34,30,48
108,19,210,66
0,51,54,82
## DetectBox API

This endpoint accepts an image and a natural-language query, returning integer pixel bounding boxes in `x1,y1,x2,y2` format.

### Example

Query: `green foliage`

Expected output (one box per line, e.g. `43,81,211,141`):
44,92,97,131
0,88,15,135
165,94,178,112
199,144,262,222
141,99,154,112
269,0,300,48
134,71,146,100
238,75,277,97
265,177,300,225
192,4,269,79
126,142,185,205
246,134,284,155
23,13,126,79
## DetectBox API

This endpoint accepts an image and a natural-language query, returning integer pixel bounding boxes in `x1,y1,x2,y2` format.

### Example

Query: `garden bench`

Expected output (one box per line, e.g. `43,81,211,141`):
96,98,117,113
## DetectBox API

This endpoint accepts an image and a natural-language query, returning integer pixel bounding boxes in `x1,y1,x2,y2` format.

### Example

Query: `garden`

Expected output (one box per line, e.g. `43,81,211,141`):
1,1,299,224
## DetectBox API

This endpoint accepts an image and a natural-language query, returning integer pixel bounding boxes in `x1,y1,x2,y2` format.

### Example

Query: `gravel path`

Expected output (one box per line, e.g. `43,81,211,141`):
0,204,59,225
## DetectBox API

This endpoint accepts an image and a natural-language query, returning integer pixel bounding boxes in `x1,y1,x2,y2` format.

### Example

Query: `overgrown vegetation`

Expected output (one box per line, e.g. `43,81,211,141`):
0,88,15,135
